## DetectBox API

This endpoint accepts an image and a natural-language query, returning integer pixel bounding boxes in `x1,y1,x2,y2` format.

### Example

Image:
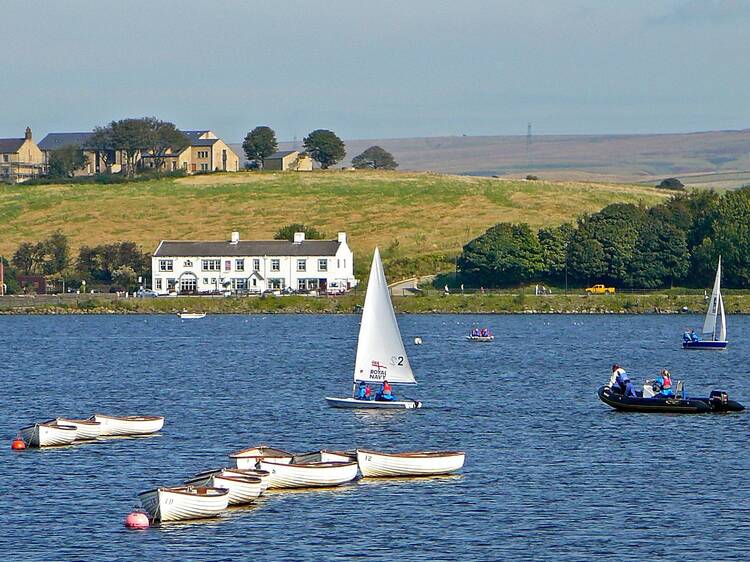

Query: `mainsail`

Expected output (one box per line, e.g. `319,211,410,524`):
702,257,727,341
353,248,416,385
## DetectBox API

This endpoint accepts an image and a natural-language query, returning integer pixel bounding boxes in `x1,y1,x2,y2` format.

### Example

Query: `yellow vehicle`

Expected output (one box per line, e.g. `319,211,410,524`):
585,284,615,295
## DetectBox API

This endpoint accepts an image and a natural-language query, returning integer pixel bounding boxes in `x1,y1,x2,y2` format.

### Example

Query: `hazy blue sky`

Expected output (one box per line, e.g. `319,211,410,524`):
2,0,748,141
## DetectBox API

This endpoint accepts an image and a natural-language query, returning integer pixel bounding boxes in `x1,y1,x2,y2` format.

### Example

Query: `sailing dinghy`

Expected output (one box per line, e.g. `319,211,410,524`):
684,258,728,350
325,248,422,409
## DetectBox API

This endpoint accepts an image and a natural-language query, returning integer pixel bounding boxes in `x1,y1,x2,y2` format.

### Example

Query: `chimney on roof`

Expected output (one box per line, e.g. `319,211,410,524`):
337,232,347,243
230,231,240,244
25,127,32,140
293,232,305,244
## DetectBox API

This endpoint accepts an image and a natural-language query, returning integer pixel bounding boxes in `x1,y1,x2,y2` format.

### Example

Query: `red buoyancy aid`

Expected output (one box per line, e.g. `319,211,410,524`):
383,381,392,394
663,374,672,389
365,386,372,397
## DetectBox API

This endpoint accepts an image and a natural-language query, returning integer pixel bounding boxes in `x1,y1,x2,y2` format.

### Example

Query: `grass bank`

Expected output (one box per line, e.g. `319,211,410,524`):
2,293,750,315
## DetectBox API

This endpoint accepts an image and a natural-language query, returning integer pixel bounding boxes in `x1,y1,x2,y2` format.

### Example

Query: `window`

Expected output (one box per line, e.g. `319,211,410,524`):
235,259,245,272
225,260,232,271
180,276,197,293
231,278,247,290
2,155,8,163
271,259,280,272
201,259,221,271
269,278,284,289
253,259,260,271
202,278,208,284
197,150,209,158
159,259,173,272
155,278,162,290
252,278,257,287
318,259,328,272
297,259,306,272
184,259,193,267
200,163,209,171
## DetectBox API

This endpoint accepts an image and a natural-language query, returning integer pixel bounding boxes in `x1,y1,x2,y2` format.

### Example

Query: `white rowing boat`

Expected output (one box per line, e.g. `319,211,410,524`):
138,486,229,523
89,413,164,436
356,449,465,477
19,420,78,448
258,460,359,489
178,312,206,319
293,450,356,463
229,446,294,470
56,417,102,441
221,468,271,495
185,470,263,506
326,248,423,409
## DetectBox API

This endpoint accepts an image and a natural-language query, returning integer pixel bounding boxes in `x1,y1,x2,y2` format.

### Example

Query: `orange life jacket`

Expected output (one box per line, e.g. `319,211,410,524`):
383,382,392,393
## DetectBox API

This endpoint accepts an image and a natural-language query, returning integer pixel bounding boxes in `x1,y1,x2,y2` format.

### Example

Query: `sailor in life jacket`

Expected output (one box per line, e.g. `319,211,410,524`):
655,369,673,397
378,380,395,401
609,364,627,392
356,381,368,400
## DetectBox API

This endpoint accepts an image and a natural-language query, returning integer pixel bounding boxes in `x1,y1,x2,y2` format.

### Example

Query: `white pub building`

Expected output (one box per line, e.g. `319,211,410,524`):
151,231,357,295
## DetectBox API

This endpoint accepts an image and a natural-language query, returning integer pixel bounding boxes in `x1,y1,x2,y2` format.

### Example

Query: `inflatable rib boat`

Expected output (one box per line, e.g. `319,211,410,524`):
597,385,744,414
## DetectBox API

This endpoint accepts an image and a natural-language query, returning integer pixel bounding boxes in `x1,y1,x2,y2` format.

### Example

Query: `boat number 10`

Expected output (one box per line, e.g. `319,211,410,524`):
390,356,404,367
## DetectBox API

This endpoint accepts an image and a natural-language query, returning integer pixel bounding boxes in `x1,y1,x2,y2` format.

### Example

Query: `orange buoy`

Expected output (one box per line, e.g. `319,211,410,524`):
11,437,26,450
124,510,149,529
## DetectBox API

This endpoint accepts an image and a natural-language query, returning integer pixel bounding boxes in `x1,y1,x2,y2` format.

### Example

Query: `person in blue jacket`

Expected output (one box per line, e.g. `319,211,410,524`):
356,381,368,400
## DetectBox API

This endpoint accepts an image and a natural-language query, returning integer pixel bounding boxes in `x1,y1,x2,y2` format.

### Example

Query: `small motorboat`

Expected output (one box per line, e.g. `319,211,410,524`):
257,460,359,489
228,446,295,470
356,449,466,477
178,312,206,319
185,470,263,506
19,420,78,448
597,385,744,413
138,486,229,523
56,417,102,441
292,450,356,464
466,334,494,342
90,413,165,436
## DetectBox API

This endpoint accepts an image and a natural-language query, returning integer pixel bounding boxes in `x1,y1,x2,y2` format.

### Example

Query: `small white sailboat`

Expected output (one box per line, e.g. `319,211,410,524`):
325,248,422,409
684,257,728,350
258,459,359,489
178,311,206,319
138,486,229,523
229,446,295,469
56,417,102,441
90,414,165,436
185,470,263,505
19,420,78,448
356,449,466,477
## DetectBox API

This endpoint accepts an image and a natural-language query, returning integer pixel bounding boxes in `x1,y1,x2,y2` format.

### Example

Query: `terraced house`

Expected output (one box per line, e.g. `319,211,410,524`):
151,231,357,295
0,127,44,183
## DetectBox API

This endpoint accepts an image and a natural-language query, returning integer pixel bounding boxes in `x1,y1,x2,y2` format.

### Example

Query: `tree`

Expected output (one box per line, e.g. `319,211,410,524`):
141,118,189,171
48,145,88,178
657,177,685,190
303,129,345,169
628,217,689,288
12,242,40,275
566,236,607,283
458,222,544,286
351,146,398,170
111,265,138,290
76,241,148,284
273,223,326,241
538,223,574,283
40,231,70,275
86,127,116,173
242,126,278,168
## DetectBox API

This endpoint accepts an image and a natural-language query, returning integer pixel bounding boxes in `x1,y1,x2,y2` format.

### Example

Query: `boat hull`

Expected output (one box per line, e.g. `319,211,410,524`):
258,460,359,489
138,487,229,523
683,340,728,350
222,469,271,495
293,450,356,464
178,313,206,319
356,449,465,477
91,414,164,436
325,397,422,409
597,386,744,413
19,422,78,448
466,336,494,342
229,446,294,470
56,418,102,441
185,472,263,506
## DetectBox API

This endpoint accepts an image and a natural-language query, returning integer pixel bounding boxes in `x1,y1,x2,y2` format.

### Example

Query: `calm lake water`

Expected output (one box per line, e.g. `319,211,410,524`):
1,313,749,561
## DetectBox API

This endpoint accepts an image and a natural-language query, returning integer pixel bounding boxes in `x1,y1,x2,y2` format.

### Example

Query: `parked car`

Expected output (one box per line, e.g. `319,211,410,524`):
585,284,615,295
136,288,159,298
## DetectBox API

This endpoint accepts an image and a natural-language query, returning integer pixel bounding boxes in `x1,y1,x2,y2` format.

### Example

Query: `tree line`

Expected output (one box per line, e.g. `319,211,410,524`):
458,188,750,289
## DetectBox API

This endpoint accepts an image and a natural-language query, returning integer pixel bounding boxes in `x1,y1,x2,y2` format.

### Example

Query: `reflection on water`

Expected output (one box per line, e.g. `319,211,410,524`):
1,313,750,561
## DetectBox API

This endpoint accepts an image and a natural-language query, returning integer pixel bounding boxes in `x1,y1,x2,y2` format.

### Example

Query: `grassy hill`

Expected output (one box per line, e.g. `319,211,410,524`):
0,170,668,276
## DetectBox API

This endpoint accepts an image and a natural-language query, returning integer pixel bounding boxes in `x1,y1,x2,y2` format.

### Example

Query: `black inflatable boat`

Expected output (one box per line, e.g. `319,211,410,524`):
597,385,744,414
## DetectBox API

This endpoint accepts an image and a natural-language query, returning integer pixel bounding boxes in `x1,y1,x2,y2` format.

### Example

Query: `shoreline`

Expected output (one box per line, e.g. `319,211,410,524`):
1,293,749,315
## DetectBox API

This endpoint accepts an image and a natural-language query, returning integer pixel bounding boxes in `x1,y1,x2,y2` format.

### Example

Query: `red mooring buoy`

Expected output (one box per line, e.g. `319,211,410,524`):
11,437,26,450
124,510,149,529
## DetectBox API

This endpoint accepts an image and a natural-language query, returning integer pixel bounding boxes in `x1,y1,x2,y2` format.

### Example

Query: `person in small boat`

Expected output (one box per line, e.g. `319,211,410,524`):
623,378,638,398
608,364,626,392
375,380,396,401
654,369,673,397
356,381,369,400
683,329,700,343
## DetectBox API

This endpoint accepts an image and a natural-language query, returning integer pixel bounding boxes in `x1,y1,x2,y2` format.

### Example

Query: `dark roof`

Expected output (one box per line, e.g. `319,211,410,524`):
182,130,211,141
154,239,342,257
267,150,298,159
192,138,219,147
38,132,94,151
0,138,25,153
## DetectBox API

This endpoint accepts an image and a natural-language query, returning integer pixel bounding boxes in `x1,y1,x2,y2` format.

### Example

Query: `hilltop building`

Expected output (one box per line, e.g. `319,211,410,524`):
0,127,44,183
264,150,313,171
140,130,240,173
38,132,124,175
151,231,356,295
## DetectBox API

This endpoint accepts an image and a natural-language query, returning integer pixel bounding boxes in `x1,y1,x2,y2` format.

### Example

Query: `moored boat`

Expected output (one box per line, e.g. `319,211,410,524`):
356,449,466,477
466,335,494,342
258,460,359,489
19,420,78,448
229,446,294,469
597,385,744,413
293,450,356,463
56,417,102,441
185,470,263,505
138,486,229,523
221,468,271,495
89,413,164,436
178,312,206,319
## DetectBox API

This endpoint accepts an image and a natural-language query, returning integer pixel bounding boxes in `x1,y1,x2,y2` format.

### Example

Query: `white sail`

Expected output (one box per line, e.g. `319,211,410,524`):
702,257,722,340
353,248,416,385
717,291,727,342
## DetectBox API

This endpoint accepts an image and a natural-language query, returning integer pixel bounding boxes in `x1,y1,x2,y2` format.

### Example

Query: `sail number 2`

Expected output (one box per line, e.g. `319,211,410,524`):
390,356,404,367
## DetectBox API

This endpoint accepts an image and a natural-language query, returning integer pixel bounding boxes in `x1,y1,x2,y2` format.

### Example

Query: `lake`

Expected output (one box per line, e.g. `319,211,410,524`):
1,314,749,561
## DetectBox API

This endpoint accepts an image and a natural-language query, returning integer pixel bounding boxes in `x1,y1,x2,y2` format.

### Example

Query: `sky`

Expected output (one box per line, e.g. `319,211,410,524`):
1,0,749,142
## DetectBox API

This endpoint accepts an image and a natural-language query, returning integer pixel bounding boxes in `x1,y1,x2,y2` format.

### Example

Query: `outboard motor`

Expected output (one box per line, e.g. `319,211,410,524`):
710,390,729,410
